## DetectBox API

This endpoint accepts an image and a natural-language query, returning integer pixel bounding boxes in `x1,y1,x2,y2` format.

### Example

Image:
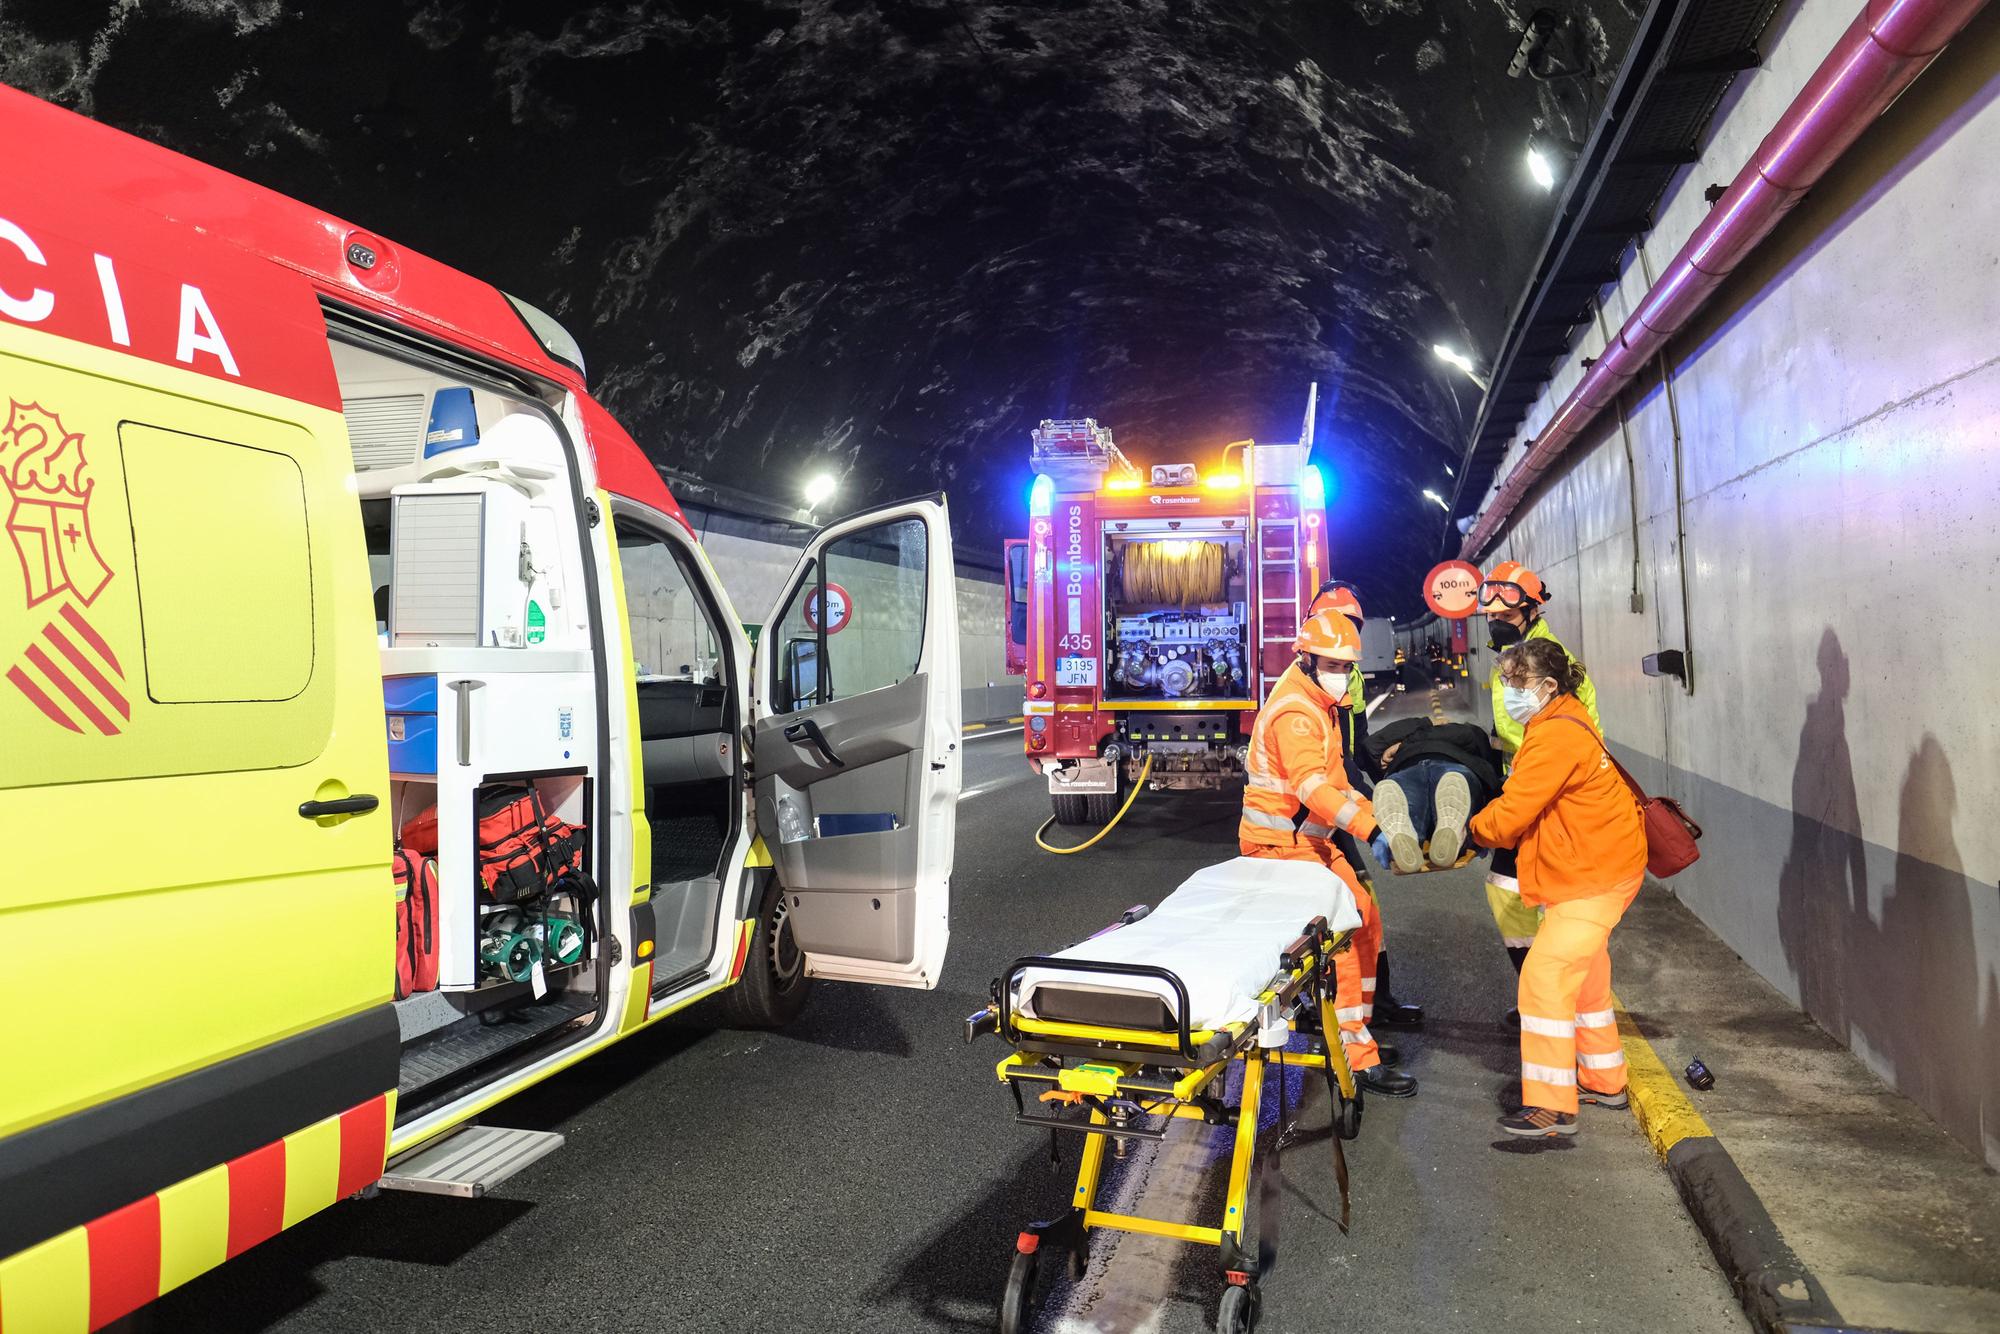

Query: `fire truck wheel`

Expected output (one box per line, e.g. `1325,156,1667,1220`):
723,874,812,1029
1083,776,1125,825
1050,791,1091,826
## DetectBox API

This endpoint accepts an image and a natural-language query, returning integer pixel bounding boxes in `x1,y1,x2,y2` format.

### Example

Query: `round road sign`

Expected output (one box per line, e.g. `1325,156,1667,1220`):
804,581,852,634
1423,561,1485,619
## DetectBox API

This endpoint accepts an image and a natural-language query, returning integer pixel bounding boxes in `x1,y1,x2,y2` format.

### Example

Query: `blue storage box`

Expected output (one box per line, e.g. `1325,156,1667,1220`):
384,674,439,775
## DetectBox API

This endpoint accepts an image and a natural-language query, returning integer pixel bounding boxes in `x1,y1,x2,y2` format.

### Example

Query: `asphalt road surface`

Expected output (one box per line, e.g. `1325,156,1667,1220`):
146,693,1743,1333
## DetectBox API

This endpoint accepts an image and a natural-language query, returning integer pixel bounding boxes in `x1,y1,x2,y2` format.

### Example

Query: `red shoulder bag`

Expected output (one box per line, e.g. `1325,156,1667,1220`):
1549,715,1703,878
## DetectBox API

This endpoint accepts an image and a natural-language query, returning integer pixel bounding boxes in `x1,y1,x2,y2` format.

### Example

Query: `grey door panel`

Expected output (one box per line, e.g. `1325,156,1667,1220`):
753,673,931,962
750,672,928,788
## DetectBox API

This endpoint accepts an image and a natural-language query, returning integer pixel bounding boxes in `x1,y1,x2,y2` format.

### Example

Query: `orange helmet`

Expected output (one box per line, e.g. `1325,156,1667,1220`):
1309,580,1364,623
1294,610,1361,661
1481,561,1548,608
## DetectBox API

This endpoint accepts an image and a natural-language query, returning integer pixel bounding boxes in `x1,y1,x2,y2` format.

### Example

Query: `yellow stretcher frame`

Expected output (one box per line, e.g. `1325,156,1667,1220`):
966,915,1363,1334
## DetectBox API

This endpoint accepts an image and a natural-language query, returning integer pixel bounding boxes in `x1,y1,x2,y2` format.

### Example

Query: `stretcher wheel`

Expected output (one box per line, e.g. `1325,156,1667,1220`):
1216,1282,1259,1333
998,1249,1039,1334
1336,1092,1363,1141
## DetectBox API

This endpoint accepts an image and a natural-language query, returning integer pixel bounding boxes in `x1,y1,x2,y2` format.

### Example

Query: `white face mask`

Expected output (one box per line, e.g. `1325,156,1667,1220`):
1316,666,1351,704
1502,682,1550,724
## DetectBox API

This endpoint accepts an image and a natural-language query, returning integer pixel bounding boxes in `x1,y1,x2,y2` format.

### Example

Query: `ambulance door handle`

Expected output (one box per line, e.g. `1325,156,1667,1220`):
299,795,380,819
449,679,486,767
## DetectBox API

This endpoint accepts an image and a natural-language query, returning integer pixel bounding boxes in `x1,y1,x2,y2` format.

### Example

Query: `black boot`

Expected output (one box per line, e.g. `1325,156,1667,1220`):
1357,1064,1418,1097
1373,951,1424,1028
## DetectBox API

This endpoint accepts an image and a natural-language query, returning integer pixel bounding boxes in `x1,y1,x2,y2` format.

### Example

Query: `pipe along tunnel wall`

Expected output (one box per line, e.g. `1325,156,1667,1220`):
1464,0,2000,1167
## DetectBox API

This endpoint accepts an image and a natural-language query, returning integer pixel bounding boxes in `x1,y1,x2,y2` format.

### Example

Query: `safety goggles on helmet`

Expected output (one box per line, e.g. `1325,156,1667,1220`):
1480,580,1533,609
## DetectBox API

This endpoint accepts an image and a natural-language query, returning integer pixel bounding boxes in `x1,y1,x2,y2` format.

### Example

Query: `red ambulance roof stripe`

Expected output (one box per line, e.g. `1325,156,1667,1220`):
1,86,674,512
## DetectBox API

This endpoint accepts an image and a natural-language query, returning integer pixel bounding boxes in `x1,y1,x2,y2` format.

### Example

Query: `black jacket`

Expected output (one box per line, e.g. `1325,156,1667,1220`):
1362,717,1501,797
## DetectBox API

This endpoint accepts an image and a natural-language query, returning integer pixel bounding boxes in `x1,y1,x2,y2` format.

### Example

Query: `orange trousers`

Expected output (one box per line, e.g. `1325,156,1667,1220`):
1243,841,1383,1071
1517,880,1641,1114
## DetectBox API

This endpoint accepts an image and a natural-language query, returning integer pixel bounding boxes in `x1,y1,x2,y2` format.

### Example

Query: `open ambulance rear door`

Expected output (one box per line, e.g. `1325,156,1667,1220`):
751,495,961,988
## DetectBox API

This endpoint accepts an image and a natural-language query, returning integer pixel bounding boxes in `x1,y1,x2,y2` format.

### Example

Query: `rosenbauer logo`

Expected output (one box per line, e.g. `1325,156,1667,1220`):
1,400,128,735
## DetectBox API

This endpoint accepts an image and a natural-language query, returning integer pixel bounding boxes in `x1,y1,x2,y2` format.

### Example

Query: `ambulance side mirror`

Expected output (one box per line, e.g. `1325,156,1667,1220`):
780,637,821,713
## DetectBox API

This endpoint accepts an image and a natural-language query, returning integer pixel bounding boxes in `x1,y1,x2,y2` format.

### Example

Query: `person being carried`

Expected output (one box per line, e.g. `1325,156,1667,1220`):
1360,716,1502,873
1467,637,1646,1139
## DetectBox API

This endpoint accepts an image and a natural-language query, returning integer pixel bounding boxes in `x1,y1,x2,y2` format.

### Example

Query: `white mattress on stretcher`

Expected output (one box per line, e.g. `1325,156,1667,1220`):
1015,857,1364,1035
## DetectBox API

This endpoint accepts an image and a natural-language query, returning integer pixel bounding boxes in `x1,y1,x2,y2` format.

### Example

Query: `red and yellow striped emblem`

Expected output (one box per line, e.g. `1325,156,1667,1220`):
0,1093,392,1333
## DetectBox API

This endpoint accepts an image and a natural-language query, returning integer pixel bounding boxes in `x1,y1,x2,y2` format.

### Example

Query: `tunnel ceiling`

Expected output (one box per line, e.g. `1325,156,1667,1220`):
2,0,1638,614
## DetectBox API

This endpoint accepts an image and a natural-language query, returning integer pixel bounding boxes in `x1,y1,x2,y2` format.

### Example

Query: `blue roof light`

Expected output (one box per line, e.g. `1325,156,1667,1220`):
1300,464,1327,509
1029,473,1054,516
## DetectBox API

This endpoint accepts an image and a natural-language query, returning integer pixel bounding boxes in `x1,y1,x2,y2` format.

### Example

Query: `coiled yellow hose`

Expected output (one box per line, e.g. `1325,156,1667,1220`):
1034,755,1156,855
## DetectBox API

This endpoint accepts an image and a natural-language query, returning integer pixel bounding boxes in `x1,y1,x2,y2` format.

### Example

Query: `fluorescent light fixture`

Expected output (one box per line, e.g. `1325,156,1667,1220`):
804,473,838,508
1527,145,1557,190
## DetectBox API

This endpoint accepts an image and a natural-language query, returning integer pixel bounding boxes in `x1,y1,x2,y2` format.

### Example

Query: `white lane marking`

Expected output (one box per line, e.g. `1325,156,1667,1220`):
1365,692,1390,717
965,725,1024,741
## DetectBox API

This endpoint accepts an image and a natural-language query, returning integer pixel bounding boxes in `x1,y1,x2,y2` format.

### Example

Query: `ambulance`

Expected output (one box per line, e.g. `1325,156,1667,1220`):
0,87,960,1329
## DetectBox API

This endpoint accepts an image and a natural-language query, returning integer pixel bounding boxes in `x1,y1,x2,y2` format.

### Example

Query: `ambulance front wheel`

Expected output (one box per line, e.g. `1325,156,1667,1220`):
998,1249,1039,1334
1216,1282,1258,1333
722,874,812,1029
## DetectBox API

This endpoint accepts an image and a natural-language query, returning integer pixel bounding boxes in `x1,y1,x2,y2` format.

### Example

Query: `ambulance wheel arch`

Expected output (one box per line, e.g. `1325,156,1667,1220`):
751,495,961,989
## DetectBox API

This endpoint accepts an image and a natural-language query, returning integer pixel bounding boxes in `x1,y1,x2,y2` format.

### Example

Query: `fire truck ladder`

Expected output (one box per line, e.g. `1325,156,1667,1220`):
1257,516,1301,698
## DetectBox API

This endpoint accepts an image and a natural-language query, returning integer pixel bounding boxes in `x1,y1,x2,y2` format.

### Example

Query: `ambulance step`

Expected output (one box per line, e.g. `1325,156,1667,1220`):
378,1125,565,1199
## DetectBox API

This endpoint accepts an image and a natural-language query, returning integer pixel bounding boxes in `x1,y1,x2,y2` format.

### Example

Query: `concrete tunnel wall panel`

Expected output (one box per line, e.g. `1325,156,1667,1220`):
1472,0,2000,1165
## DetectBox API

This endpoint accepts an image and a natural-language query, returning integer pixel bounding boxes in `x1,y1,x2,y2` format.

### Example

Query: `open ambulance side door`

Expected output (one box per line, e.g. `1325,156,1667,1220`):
751,495,961,988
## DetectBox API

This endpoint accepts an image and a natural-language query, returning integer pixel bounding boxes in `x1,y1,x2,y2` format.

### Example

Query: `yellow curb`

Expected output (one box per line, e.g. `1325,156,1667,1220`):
1611,990,1713,1157
963,722,987,732
1007,715,1025,723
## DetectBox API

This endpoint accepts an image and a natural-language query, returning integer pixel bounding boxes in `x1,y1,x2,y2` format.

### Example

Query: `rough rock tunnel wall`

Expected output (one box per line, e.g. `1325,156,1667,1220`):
1465,0,2000,1166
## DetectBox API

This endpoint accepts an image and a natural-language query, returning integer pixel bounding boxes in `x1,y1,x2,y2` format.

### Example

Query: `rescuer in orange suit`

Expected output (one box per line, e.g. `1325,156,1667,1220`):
1240,609,1417,1097
1309,579,1422,1029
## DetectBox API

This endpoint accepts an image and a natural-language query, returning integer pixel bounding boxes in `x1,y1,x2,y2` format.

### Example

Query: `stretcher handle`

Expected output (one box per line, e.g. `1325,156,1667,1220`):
964,1005,1000,1043
1000,956,1197,1060
1277,915,1333,973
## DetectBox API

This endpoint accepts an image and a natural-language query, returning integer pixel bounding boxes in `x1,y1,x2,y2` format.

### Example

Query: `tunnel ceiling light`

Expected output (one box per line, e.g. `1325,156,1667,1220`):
804,473,838,509
1432,344,1489,390
1421,488,1450,512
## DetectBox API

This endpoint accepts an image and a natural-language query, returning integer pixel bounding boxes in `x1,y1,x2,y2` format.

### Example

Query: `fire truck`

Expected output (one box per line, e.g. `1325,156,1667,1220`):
1003,405,1329,825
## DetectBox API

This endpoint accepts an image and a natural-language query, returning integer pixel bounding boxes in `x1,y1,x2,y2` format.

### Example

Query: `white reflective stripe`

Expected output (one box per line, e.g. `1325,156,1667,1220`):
1339,1026,1374,1045
1334,1006,1367,1022
1577,1051,1626,1069
1241,807,1299,832
1297,772,1328,803
1575,1009,1616,1029
1245,771,1287,791
1488,873,1521,893
1299,822,1333,838
1521,1061,1577,1086
1333,799,1360,829
1501,935,1538,948
1360,979,1377,993
1519,1014,1575,1038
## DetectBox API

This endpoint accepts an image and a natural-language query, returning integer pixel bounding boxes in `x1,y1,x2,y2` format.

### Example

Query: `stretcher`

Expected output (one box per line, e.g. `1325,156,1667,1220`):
965,857,1370,1334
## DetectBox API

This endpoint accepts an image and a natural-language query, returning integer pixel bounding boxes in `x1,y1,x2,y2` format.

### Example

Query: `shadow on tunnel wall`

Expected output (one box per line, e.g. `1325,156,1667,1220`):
1776,628,1999,1165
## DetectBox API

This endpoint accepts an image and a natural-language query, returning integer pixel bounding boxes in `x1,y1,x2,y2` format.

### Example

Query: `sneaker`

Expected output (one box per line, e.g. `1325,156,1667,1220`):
1498,1107,1577,1138
1371,783,1424,873
1429,771,1472,867
1578,1086,1630,1109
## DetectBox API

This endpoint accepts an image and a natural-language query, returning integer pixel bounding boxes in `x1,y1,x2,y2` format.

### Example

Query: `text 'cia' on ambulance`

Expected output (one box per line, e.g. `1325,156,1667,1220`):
0,85,960,1331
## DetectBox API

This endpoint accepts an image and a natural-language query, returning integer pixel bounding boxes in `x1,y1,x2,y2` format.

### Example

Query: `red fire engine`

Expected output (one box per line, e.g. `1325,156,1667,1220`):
1004,404,1329,825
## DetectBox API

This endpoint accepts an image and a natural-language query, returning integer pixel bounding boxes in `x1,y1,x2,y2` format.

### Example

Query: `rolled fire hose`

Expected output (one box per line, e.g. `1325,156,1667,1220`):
1034,755,1155,856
